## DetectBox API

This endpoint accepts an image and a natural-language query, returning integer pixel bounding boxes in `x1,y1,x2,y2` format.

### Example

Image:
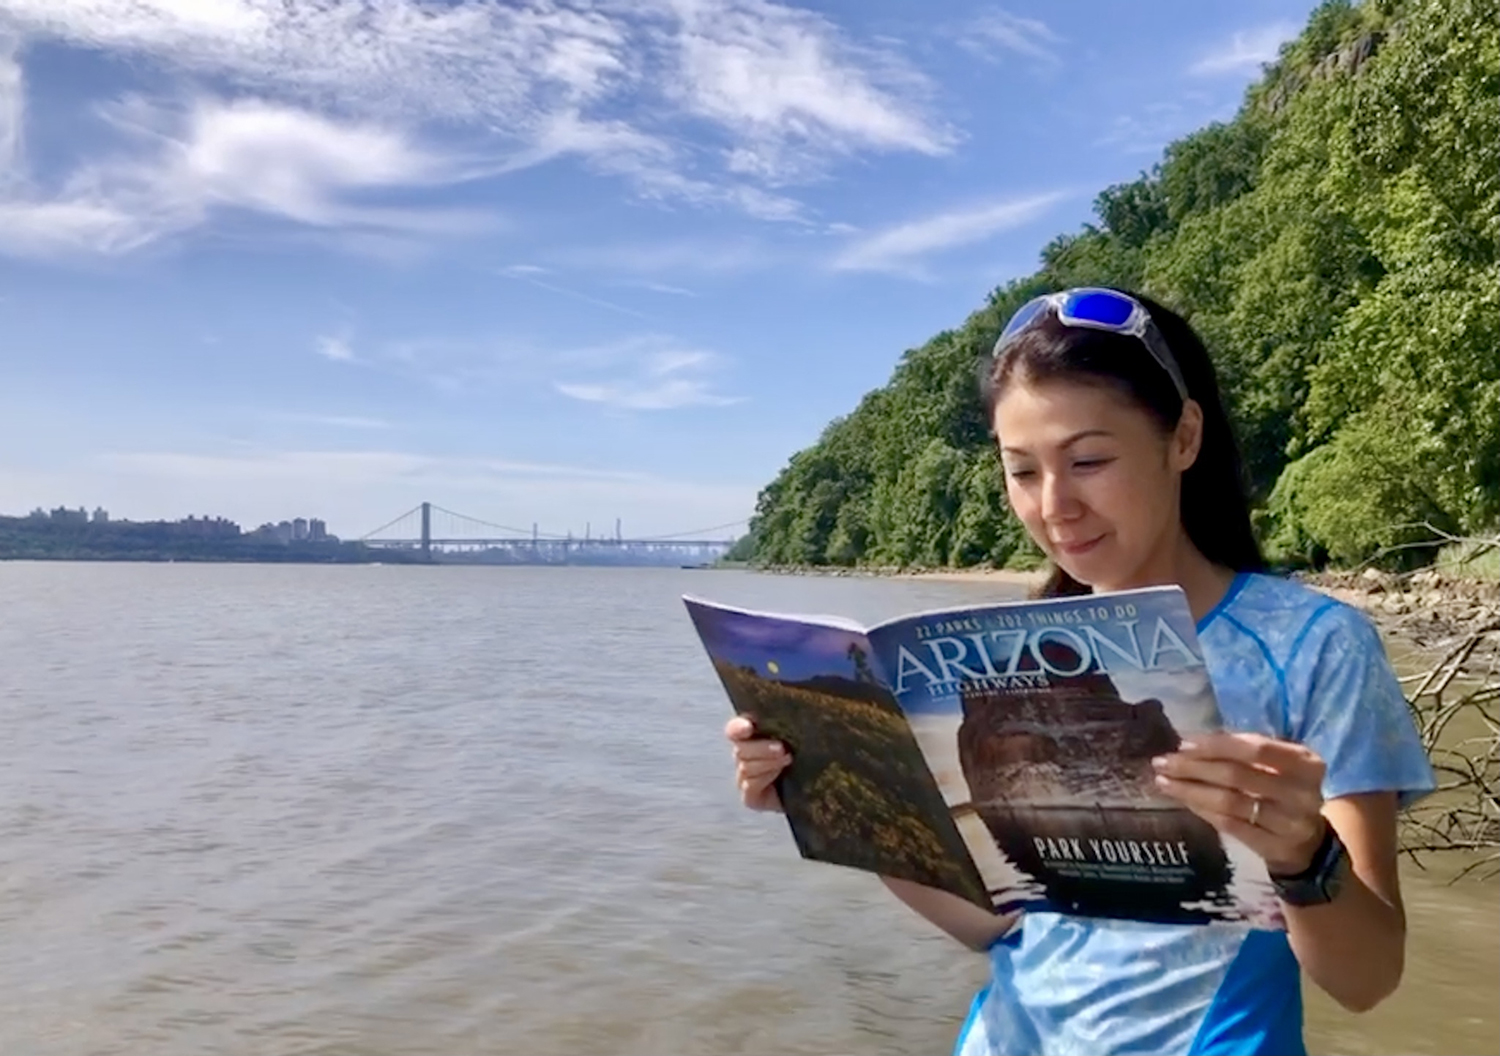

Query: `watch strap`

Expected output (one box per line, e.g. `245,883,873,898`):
1269,823,1349,906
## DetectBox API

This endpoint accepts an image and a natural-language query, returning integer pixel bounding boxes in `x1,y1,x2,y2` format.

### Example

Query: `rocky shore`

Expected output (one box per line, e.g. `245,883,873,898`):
1296,568,1500,661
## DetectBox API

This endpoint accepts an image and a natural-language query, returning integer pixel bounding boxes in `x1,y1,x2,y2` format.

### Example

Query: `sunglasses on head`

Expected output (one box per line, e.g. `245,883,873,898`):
993,287,1189,402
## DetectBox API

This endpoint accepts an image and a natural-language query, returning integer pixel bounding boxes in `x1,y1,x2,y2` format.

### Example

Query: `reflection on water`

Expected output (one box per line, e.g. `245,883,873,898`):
0,563,1494,1055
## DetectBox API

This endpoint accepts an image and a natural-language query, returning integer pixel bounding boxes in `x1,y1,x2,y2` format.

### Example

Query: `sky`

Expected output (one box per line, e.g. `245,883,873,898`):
687,599,867,684
0,0,1317,540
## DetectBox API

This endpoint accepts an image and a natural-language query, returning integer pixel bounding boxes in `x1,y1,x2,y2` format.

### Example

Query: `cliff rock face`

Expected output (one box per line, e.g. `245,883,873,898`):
1261,29,1388,115
957,636,1180,807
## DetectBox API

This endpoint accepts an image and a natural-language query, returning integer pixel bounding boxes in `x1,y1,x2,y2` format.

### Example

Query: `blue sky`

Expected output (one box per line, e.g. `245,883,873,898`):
687,599,868,684
0,0,1315,539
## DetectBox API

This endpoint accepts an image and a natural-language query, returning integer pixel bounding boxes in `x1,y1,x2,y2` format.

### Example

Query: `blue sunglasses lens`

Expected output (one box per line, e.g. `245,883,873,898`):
1001,297,1048,340
1062,289,1134,328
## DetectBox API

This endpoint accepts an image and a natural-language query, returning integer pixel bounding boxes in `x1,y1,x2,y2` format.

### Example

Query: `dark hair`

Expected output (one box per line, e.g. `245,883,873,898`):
980,288,1265,598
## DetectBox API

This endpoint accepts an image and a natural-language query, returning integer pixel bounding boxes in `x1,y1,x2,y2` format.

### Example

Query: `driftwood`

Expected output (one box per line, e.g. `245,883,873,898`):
1395,613,1500,880
1335,526,1500,877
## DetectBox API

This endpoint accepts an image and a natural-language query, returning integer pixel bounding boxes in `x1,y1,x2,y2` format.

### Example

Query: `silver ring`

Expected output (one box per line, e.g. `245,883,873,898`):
1249,798,1262,827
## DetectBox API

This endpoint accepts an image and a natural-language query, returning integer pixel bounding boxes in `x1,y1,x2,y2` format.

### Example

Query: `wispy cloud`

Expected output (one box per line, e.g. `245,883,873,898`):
1189,22,1298,76
668,0,954,182
1095,95,1221,155
0,89,498,259
961,9,1062,64
102,449,642,484
831,192,1068,275
0,0,954,239
275,413,393,430
498,264,650,320
315,332,357,363
554,236,771,276
554,335,742,410
304,326,734,408
0,37,20,179
623,280,698,297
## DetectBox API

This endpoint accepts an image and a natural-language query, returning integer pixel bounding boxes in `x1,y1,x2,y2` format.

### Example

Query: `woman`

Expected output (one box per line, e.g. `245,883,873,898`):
726,288,1434,1056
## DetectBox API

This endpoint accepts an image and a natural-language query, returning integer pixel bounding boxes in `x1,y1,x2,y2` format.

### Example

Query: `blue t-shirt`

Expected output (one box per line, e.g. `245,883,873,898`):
953,572,1435,1056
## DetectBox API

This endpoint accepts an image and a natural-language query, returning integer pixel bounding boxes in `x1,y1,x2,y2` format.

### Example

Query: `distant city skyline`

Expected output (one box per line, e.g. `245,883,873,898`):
0,0,1315,538
15,502,330,536
5,500,702,543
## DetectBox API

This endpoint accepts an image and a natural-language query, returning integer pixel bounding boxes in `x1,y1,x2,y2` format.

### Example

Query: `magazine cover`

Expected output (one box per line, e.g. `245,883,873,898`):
686,588,1283,929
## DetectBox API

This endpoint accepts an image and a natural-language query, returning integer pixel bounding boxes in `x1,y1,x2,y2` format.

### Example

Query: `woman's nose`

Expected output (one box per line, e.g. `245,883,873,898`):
1040,471,1080,523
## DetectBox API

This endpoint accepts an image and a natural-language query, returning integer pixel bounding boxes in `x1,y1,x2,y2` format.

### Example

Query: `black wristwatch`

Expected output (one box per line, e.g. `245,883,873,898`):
1269,822,1350,906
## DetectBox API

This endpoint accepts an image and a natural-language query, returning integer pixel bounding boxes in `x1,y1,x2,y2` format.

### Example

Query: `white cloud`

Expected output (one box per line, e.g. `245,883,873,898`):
668,0,953,181
0,91,497,259
1189,22,1298,77
962,9,1061,64
315,333,356,362
832,192,1067,275
0,0,952,231
553,335,742,410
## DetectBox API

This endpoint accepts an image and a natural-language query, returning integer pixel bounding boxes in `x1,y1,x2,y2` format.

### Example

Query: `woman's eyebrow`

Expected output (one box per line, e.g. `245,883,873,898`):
1000,429,1113,455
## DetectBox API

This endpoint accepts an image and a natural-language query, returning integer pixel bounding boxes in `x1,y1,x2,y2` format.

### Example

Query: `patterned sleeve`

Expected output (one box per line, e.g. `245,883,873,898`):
1285,603,1436,807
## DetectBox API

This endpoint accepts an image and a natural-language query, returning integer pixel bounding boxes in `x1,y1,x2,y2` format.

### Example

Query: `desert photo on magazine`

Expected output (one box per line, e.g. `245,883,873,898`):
872,589,1283,926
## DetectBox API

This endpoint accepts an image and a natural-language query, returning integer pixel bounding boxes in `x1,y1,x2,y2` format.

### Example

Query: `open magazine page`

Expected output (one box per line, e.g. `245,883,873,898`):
867,588,1283,927
683,597,990,907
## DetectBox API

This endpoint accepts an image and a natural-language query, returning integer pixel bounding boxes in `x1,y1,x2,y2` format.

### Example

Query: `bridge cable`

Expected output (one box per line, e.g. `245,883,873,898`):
359,505,425,541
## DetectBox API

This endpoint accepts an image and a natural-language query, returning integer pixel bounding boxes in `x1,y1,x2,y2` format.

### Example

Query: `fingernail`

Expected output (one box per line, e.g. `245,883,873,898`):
1154,774,1172,787
1151,756,1168,769
1179,740,1198,751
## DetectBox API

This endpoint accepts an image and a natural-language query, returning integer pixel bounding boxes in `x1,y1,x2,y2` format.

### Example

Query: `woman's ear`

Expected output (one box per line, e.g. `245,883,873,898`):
1170,400,1205,472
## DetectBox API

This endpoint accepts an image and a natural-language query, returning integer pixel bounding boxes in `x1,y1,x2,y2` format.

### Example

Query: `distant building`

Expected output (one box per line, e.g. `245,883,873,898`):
293,517,309,541
173,515,239,539
275,520,294,543
50,506,89,525
92,507,109,523
309,518,328,542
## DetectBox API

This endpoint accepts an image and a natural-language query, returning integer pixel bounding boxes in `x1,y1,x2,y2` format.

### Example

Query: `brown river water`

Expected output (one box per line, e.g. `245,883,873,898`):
1,563,1494,1055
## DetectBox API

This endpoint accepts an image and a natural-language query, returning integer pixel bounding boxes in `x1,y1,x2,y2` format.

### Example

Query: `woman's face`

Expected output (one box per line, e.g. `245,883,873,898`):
993,376,1201,592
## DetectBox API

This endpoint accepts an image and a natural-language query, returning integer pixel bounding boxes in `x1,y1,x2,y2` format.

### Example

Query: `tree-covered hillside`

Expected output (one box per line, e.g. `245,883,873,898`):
740,0,1498,571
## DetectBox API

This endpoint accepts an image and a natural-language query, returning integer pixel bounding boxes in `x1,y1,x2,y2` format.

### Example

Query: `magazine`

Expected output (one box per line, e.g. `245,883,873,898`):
684,586,1283,929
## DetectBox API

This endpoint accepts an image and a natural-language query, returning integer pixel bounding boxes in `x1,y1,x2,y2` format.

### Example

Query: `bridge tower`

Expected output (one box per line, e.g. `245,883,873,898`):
421,501,432,560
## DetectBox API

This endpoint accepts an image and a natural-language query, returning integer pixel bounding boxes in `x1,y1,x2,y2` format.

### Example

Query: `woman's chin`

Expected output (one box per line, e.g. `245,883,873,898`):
1053,545,1132,592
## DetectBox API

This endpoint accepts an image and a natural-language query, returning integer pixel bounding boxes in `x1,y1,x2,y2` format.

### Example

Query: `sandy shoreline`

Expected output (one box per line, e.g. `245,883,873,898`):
750,564,1497,640
747,564,1044,588
895,567,1043,588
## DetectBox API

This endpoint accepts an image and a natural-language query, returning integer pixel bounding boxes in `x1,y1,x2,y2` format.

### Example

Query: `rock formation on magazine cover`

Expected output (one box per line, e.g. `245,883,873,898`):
956,634,1234,922
957,635,1181,807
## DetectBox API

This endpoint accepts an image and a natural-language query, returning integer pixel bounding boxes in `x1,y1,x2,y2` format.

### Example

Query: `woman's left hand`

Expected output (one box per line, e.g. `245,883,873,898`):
1152,732,1328,876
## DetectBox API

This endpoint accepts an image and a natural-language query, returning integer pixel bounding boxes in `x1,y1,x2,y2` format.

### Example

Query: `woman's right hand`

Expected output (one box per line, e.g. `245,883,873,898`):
725,716,791,812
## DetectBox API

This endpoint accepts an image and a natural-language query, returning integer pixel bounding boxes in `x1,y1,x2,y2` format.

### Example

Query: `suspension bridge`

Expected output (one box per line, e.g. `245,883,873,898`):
358,502,745,566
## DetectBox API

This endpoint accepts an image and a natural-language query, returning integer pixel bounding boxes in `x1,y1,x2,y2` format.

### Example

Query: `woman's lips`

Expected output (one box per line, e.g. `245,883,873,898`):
1054,534,1104,556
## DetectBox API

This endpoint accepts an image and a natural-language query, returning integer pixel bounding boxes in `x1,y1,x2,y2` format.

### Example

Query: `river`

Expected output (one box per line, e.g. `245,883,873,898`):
0,563,1493,1055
